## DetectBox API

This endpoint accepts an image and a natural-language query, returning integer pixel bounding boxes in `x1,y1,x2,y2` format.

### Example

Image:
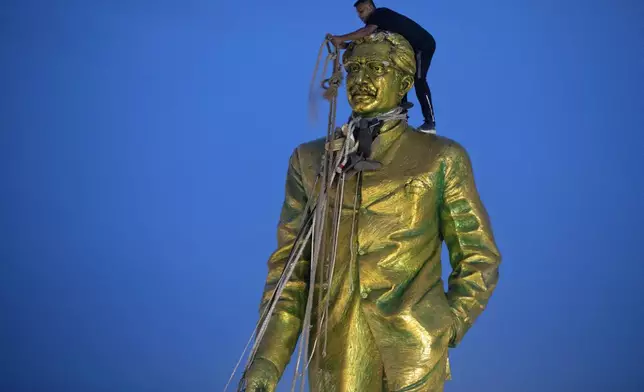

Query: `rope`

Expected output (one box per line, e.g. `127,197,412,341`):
323,171,345,355
321,36,343,102
308,40,329,122
348,173,361,294
322,68,343,101
332,106,408,174
309,36,345,124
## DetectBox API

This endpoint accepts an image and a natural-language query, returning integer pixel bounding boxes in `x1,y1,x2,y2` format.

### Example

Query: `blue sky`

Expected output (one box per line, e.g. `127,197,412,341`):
2,0,644,391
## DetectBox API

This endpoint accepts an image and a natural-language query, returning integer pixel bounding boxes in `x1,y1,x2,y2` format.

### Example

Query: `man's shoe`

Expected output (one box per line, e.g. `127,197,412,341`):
399,102,413,121
418,121,436,134
400,101,414,110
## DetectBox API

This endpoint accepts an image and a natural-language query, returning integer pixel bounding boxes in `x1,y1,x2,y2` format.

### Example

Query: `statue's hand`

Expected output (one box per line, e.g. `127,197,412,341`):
243,358,279,392
448,309,462,347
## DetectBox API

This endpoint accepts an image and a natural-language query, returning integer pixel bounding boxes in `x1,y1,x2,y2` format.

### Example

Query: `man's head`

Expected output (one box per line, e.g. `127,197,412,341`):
354,0,376,23
342,31,416,116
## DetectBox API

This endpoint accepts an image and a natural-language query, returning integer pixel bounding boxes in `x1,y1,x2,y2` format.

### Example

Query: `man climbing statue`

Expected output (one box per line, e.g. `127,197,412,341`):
331,0,437,133
238,31,501,392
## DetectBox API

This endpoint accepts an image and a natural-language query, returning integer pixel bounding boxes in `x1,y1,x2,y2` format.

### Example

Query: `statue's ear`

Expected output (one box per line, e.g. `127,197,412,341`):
399,74,414,97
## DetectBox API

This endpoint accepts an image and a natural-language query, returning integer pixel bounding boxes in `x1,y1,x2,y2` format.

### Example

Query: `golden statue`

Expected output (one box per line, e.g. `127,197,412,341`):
236,31,501,392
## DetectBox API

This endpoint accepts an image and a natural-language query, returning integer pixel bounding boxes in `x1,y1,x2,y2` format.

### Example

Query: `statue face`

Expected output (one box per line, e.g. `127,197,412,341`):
344,41,413,116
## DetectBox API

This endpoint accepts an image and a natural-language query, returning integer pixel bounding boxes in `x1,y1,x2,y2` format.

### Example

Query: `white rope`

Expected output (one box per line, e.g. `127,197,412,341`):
335,106,409,173
247,224,314,360
348,174,361,294
322,172,345,355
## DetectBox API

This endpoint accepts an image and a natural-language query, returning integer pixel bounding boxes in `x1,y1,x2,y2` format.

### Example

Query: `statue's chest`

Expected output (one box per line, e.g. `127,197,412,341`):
361,168,439,211
320,161,442,226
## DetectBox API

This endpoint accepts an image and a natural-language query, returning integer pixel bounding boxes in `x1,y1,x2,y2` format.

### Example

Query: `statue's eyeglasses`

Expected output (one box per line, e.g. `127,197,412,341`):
344,60,402,76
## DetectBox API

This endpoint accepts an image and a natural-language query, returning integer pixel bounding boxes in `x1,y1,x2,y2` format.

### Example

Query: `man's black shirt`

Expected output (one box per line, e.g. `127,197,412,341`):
365,7,434,51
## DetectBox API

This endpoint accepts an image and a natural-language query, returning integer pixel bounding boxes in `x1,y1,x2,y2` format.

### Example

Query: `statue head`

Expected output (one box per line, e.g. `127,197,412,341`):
342,31,416,117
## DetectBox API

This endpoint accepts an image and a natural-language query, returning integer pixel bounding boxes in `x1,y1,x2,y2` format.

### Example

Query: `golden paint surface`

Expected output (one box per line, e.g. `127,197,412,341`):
244,32,500,392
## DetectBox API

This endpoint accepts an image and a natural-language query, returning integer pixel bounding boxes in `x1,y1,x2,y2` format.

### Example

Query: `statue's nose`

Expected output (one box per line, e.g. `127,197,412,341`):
354,67,368,83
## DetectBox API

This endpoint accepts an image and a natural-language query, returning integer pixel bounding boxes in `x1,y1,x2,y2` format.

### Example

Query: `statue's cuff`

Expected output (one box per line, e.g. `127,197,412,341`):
244,357,280,391
448,308,464,348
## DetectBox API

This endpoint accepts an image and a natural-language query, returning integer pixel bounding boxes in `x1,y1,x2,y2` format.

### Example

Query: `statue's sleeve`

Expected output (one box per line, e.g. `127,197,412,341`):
438,141,501,348
254,147,310,376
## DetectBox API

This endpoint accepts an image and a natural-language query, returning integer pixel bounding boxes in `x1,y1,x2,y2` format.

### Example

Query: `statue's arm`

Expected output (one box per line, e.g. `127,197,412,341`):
438,141,501,348
252,147,310,378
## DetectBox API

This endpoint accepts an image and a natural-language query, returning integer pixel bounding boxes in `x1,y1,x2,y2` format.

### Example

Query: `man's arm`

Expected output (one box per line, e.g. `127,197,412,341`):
250,148,311,380
439,141,501,348
331,25,378,46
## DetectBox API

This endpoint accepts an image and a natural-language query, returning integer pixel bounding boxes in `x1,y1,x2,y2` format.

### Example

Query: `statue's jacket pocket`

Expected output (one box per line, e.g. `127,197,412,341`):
401,175,438,228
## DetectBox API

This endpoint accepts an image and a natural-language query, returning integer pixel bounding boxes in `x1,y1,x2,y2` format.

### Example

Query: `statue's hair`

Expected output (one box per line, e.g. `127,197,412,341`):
342,31,416,78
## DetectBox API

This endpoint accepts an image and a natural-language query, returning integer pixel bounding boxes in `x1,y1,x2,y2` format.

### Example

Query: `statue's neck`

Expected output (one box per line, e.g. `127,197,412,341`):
351,106,408,132
378,118,406,134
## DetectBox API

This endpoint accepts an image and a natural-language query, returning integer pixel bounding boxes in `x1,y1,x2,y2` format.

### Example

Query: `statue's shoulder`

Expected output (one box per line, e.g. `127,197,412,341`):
286,137,326,176
295,136,326,158
436,135,469,157
404,128,470,159
414,132,475,172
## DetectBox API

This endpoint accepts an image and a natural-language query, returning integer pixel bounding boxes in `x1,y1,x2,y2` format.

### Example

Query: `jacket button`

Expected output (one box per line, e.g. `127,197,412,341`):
358,248,366,256
360,287,369,298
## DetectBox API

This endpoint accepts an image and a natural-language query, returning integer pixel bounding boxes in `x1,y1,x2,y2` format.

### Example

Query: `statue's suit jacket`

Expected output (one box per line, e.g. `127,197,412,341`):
255,123,501,391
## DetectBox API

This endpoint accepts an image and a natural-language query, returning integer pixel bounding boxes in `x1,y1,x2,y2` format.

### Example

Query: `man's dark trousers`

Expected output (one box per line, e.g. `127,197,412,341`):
402,40,436,126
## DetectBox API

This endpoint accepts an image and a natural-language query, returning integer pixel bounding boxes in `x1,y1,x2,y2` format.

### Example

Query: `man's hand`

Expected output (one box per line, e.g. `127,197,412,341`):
327,25,378,49
328,35,345,48
242,358,279,392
